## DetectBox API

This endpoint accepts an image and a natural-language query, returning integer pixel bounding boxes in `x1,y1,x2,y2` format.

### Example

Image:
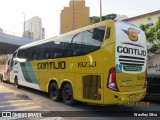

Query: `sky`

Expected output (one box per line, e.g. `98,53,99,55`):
0,0,159,39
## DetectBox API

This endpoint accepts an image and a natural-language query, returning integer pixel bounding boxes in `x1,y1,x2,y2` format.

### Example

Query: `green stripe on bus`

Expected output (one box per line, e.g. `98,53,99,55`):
20,62,39,84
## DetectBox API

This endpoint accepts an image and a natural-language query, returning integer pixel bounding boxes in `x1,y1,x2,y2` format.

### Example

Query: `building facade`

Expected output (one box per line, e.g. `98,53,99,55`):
124,10,160,27
23,16,45,40
0,28,3,33
42,28,45,39
60,0,90,34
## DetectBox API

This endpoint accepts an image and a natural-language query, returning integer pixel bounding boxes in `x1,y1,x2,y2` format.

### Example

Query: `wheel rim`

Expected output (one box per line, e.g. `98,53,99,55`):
63,88,72,101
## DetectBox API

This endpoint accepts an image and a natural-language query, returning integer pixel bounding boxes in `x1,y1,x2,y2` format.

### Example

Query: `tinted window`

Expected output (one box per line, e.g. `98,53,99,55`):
17,49,26,58
13,52,17,58
82,26,105,55
37,44,46,60
62,33,83,57
31,47,38,60
20,26,106,60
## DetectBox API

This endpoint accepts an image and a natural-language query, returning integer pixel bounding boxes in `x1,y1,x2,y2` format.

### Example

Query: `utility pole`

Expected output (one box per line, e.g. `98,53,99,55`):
100,0,102,22
72,0,74,30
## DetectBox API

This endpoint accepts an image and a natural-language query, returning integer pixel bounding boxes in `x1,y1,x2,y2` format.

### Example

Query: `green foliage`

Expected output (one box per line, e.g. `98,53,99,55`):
0,57,7,65
91,14,117,24
93,17,100,23
105,14,117,20
146,15,151,21
148,44,159,53
140,16,160,55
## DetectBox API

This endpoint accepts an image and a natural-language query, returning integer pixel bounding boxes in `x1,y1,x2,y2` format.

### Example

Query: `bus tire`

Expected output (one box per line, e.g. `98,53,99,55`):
49,82,61,102
0,75,3,82
14,77,19,88
0,76,2,82
62,84,75,105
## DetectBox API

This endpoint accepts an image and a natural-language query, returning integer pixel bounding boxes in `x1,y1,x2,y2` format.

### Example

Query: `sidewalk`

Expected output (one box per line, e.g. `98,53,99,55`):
0,83,29,101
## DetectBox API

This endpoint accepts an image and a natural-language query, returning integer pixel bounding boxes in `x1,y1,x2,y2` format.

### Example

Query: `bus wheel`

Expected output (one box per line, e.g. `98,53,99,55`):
49,82,61,101
0,76,2,82
0,75,3,82
62,84,75,105
14,77,19,88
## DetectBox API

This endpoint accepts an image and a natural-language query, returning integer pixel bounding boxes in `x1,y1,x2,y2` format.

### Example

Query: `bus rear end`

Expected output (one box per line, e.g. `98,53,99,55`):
0,54,12,82
104,21,147,104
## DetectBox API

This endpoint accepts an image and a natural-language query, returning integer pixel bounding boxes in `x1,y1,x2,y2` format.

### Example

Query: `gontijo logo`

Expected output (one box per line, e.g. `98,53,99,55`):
122,28,140,41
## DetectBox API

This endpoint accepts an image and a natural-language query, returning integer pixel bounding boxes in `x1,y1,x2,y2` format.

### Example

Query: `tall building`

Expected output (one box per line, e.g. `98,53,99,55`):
0,28,3,33
60,0,90,34
23,16,45,40
42,28,45,39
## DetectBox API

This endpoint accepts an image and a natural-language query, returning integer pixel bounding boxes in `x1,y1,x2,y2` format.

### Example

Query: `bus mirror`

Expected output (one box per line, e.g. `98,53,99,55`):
92,28,105,42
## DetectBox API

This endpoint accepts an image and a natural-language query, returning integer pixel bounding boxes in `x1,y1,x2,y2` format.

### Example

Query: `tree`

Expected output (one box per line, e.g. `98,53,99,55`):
92,17,100,24
105,14,117,20
91,14,117,24
140,16,160,55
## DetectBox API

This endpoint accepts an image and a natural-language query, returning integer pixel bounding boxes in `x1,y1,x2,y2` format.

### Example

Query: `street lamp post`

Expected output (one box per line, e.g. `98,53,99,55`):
72,0,74,30
100,0,102,22
22,12,26,38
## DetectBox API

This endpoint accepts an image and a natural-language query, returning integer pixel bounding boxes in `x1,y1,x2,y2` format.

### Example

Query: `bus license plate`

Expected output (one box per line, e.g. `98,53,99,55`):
129,94,136,98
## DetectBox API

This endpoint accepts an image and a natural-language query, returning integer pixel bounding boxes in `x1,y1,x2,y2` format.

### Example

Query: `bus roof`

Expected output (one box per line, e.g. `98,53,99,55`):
18,20,130,50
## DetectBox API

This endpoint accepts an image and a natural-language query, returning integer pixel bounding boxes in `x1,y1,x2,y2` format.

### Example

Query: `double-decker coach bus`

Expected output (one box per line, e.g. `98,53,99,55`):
10,20,147,105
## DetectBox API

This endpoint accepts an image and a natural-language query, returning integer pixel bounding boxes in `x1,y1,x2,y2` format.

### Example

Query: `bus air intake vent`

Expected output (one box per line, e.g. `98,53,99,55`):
119,55,145,66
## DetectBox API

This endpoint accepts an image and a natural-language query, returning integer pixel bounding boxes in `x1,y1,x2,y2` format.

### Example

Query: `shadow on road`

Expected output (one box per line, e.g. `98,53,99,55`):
2,81,160,119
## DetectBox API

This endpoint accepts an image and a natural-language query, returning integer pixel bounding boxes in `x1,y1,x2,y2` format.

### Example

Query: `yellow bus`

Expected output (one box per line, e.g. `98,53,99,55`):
10,20,147,105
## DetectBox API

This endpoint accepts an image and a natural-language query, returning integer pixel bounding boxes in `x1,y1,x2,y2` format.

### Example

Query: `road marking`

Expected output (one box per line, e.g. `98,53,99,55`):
0,99,49,111
3,105,42,111
0,100,27,104
0,102,35,109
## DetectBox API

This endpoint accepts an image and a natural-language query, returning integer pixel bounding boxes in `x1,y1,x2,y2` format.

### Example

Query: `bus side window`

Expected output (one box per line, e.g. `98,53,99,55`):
82,26,105,55
45,49,51,59
12,52,18,65
24,49,28,60
7,59,10,65
10,58,14,67
31,48,38,60
92,28,105,42
17,50,23,58
70,33,83,56
41,41,55,59
26,48,32,61
13,52,17,58
37,44,45,60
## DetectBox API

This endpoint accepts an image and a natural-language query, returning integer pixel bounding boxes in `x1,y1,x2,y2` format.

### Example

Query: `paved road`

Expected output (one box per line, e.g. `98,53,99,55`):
0,82,160,120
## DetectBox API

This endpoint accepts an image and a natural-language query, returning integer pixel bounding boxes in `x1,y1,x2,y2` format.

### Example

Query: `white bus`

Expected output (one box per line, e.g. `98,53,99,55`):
0,54,12,82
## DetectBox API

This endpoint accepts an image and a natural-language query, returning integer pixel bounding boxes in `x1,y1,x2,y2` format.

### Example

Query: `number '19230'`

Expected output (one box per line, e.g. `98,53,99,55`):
78,61,96,68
